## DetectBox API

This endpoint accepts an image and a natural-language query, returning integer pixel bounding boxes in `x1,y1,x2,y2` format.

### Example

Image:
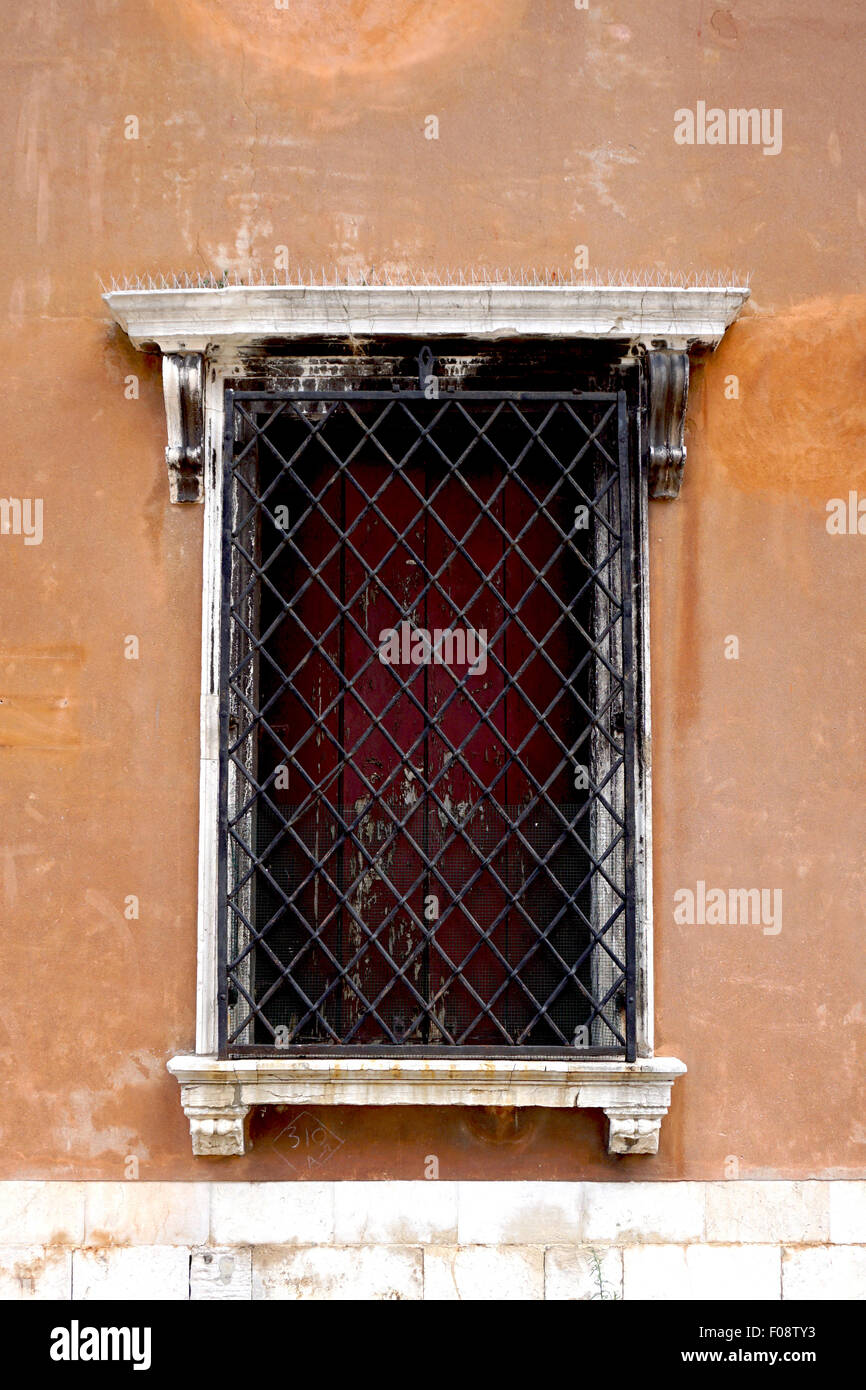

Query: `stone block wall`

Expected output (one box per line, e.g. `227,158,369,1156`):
1,1180,864,1300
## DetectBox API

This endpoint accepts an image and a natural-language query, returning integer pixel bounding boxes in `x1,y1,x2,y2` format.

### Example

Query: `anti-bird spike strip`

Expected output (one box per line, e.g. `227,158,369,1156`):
105,266,751,293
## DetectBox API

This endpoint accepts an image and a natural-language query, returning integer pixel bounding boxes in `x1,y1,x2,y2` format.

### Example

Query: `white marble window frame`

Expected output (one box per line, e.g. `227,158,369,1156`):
104,283,750,1154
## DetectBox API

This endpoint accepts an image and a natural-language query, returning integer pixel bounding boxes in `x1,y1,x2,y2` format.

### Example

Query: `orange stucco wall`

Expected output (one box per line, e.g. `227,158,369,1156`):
0,0,863,1180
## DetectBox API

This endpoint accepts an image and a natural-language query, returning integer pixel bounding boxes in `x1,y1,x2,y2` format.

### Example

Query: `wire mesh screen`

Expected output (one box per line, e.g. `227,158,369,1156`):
219,388,637,1058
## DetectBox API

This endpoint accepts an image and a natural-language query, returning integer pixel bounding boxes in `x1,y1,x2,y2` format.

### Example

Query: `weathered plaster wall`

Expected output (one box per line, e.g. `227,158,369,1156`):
0,1,864,1181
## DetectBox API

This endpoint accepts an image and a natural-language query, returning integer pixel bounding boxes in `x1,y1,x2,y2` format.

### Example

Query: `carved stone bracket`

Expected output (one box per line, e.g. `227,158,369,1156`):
168,1054,686,1158
604,1107,671,1155
179,1080,250,1157
646,349,690,499
162,352,204,503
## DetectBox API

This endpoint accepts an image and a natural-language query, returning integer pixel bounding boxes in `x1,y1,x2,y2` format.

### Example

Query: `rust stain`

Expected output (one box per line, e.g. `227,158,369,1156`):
700,294,866,500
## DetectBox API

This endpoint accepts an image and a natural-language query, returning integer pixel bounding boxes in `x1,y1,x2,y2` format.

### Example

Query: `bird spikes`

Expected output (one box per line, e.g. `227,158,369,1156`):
101,266,751,293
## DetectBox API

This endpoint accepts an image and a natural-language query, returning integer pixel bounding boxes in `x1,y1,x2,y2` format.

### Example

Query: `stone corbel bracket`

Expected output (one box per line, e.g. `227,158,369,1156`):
645,349,690,499
163,352,204,502
167,1055,687,1158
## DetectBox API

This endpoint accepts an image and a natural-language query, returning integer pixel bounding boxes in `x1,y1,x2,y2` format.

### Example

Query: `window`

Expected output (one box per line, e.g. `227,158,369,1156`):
222,378,638,1059
104,277,745,1152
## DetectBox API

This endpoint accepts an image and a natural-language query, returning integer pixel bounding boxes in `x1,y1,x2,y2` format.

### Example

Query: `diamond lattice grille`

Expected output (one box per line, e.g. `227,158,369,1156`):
220,389,637,1057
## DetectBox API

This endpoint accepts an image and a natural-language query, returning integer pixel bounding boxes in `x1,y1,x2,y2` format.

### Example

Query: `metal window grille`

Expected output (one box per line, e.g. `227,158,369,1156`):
219,385,638,1059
